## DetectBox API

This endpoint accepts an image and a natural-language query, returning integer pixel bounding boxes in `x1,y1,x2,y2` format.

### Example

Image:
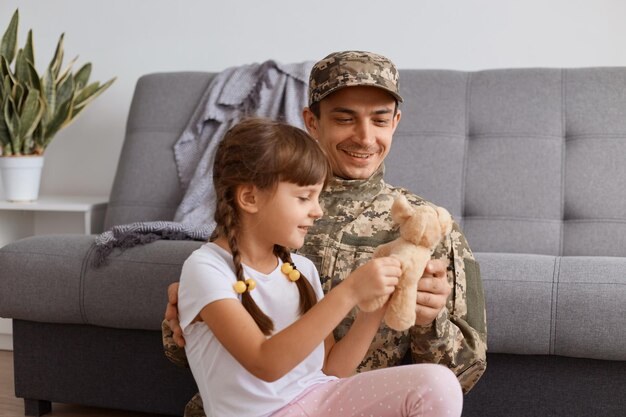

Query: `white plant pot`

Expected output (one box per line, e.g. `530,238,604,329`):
0,155,45,202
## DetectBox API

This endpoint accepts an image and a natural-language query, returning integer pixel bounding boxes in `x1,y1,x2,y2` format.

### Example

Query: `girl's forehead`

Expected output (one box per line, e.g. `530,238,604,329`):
277,181,324,192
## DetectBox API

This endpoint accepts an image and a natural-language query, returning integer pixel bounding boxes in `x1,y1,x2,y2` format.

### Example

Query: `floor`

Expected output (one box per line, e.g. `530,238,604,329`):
0,350,169,417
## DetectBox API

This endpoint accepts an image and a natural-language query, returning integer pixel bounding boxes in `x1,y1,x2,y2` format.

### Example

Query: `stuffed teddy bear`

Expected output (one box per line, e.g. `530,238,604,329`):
359,195,453,331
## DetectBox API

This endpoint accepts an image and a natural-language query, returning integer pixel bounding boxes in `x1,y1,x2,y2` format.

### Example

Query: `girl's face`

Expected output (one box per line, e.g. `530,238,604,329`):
254,181,324,249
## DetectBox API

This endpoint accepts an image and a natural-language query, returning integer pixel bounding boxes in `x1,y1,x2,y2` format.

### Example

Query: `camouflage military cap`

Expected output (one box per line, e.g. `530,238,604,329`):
308,50,403,106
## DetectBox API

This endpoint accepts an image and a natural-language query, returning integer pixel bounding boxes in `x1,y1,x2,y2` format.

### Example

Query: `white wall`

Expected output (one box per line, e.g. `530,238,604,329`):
2,0,626,199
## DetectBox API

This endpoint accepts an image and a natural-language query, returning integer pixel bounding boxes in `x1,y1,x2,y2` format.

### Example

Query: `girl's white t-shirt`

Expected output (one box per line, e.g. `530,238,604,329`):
178,242,336,417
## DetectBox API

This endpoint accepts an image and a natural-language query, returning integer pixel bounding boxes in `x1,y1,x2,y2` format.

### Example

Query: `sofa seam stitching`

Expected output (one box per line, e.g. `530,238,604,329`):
79,243,97,325
560,69,567,256
551,256,561,355
482,278,625,285
394,131,464,138
462,72,472,225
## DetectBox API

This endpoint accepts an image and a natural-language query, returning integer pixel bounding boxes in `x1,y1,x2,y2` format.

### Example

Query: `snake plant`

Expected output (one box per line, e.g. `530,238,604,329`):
0,9,115,156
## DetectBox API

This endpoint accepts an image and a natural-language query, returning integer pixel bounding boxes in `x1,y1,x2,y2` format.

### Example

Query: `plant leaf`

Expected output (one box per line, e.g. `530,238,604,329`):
23,29,34,67
43,96,71,142
18,86,44,141
72,81,99,106
56,55,78,84
1,56,17,85
33,120,44,151
4,96,21,154
56,70,74,106
72,77,115,117
2,75,11,99
0,114,10,149
48,33,65,80
0,9,18,64
42,67,56,121
73,63,91,89
26,60,41,91
15,49,30,87
0,77,10,154
12,82,24,112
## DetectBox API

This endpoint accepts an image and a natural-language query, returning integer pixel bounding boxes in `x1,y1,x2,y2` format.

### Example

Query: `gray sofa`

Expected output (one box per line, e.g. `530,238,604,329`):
1,68,626,417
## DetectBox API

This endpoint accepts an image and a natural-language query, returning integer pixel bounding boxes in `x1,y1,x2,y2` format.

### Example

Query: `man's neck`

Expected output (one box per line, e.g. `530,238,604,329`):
325,164,385,197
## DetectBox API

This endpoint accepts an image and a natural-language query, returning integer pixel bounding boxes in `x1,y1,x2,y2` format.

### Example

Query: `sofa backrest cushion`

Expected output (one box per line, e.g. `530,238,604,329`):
104,72,215,229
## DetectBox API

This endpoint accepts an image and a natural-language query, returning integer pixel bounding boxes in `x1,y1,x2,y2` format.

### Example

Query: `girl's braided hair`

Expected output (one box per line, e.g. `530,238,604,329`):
211,117,331,335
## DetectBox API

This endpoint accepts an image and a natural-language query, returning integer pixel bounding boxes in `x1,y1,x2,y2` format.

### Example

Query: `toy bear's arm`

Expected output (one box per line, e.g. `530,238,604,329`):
383,246,431,331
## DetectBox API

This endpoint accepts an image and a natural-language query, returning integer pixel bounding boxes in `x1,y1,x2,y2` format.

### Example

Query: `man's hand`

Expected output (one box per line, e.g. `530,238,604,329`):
414,259,451,326
165,282,186,348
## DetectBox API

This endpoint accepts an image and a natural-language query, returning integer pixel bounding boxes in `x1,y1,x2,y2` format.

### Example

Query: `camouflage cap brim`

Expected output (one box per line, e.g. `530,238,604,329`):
309,50,403,106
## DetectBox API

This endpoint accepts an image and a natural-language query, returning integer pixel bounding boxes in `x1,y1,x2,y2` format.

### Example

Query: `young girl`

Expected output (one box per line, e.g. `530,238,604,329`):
178,118,463,417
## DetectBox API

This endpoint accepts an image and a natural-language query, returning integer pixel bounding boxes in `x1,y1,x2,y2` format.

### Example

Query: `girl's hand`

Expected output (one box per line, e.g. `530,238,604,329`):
345,257,401,304
165,282,186,347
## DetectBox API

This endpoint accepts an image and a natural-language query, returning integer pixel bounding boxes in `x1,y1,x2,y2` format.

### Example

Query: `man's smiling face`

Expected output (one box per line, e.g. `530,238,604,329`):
304,86,401,180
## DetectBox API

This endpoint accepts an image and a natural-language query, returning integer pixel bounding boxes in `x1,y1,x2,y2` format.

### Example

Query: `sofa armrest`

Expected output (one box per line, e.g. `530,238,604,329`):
0,235,203,331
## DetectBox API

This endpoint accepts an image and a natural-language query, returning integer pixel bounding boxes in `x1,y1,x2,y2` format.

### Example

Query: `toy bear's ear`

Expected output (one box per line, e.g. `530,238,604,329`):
391,195,413,224
436,206,453,236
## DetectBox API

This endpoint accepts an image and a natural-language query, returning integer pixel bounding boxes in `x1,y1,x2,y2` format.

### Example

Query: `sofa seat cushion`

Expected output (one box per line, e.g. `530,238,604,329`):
478,252,626,360
0,235,202,331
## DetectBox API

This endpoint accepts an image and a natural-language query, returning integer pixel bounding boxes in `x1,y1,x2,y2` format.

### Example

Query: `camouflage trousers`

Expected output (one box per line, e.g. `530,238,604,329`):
161,319,189,368
184,393,205,417
162,320,205,417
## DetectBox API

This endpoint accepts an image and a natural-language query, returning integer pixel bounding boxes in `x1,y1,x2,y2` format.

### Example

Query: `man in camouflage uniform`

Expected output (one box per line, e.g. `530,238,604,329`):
164,50,487,417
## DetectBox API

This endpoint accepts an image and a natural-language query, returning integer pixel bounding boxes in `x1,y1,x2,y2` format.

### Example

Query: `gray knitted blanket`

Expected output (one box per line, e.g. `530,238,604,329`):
92,221,214,267
93,60,313,266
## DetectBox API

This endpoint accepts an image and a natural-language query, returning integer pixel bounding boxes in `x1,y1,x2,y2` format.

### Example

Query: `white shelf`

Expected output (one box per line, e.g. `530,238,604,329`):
0,195,108,211
0,195,108,351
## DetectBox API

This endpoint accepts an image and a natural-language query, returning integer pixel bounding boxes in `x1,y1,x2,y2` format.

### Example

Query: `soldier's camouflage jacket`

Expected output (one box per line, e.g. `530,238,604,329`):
163,165,488,416
297,166,487,393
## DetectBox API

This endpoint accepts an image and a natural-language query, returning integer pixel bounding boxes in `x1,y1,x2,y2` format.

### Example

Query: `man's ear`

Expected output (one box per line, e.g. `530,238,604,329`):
235,184,259,214
391,108,402,134
302,107,319,138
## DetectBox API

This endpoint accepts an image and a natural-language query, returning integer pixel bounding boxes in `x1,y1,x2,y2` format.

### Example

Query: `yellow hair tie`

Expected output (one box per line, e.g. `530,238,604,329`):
233,278,257,294
281,262,301,282
245,278,256,291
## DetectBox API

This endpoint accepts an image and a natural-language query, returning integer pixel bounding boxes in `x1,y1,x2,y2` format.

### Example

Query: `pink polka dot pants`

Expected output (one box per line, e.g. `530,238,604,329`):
271,364,463,417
